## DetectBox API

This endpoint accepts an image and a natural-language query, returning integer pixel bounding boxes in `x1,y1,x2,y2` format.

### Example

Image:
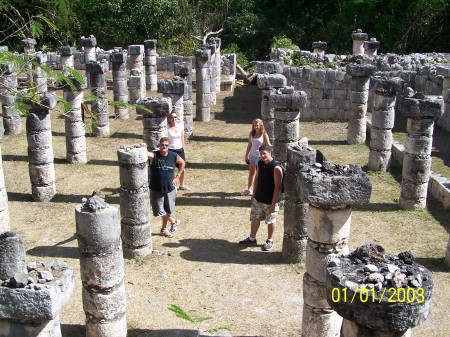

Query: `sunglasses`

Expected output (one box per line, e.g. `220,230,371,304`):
160,144,169,147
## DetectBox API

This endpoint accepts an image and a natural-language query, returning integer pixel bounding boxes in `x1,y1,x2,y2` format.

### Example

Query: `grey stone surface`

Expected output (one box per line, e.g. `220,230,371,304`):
403,95,444,118
256,61,284,74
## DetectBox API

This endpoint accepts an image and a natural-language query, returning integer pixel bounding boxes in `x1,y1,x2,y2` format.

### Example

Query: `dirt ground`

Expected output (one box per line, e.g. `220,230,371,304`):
2,83,449,337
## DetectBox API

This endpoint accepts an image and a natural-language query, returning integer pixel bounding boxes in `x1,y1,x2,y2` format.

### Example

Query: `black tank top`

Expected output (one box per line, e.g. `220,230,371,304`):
254,159,281,204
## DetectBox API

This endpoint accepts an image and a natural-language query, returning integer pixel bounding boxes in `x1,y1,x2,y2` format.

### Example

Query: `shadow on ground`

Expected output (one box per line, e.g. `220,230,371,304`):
217,85,261,125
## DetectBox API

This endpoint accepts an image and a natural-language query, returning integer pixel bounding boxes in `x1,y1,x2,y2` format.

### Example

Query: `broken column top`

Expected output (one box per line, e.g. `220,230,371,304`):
269,88,308,110
128,44,144,55
138,97,172,117
157,77,186,95
195,47,211,61
79,192,109,213
111,51,128,63
0,231,27,282
21,38,37,49
352,29,368,41
208,37,221,48
327,244,433,332
80,35,96,47
299,161,372,206
256,61,284,74
346,61,377,77
403,93,444,118
174,62,192,77
257,73,287,89
312,41,327,50
144,39,157,49
59,45,76,56
364,37,380,50
286,144,317,172
85,60,109,74
436,65,450,77
117,144,149,164
373,77,398,97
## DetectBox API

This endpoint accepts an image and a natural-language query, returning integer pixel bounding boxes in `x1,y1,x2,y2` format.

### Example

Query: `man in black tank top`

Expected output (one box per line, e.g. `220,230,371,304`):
239,144,283,251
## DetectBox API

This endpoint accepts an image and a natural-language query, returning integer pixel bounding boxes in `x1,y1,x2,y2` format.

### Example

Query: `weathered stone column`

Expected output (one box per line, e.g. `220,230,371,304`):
368,78,396,171
209,37,222,94
86,60,109,137
128,45,145,103
399,93,443,210
327,244,434,337
33,52,48,94
111,50,129,119
60,45,87,164
76,193,127,337
256,61,286,144
80,35,97,88
205,42,217,106
21,38,36,85
158,77,185,127
144,39,158,91
282,144,317,263
26,93,57,202
0,59,21,135
436,65,450,132
312,41,327,56
140,97,172,150
346,61,376,144
364,37,380,57
352,29,368,56
195,47,211,121
300,161,372,337
175,61,194,138
0,231,74,337
118,144,152,258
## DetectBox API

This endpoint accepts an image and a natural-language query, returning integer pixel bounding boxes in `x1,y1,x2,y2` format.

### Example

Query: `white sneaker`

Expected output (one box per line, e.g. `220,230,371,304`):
170,219,180,233
241,189,252,196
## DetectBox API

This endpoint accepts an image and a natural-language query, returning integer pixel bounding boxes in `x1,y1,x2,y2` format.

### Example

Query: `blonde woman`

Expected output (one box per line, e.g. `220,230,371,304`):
168,112,190,190
242,119,272,196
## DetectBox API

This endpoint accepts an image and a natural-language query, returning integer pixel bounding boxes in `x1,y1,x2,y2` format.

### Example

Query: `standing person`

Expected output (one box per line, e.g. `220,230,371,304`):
146,137,185,238
239,144,283,251
168,112,190,190
242,118,272,196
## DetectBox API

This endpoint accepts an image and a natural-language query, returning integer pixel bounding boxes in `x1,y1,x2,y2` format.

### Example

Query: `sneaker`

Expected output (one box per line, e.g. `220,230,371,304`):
239,237,257,245
241,189,252,196
179,185,191,191
170,219,180,233
262,240,274,251
160,228,173,238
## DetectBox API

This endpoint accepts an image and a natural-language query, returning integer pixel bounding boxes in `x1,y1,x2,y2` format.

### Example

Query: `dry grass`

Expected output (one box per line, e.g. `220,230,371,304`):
1,83,449,337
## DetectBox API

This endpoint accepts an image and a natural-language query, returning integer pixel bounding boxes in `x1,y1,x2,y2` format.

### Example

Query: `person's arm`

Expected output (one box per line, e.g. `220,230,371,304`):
244,133,252,163
141,143,154,164
181,129,186,149
263,132,272,147
252,169,259,200
173,155,185,186
269,166,283,212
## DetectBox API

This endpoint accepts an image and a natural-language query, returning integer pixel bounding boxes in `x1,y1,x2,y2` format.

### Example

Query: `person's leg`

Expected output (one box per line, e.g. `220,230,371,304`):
250,220,261,238
247,163,257,191
267,222,276,241
164,189,180,231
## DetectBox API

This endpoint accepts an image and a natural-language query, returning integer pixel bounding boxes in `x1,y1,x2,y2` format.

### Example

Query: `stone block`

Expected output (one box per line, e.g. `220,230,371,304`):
111,52,127,63
157,79,185,95
270,90,307,110
303,272,329,308
256,61,284,74
59,45,76,56
195,48,211,63
138,97,172,117
128,45,144,55
346,63,376,77
80,36,96,47
308,205,351,244
403,95,444,118
257,74,287,89
144,39,157,50
86,61,109,74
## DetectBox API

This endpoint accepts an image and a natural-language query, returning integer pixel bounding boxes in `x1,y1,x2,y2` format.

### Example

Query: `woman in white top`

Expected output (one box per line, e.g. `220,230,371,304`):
242,118,272,196
167,112,190,190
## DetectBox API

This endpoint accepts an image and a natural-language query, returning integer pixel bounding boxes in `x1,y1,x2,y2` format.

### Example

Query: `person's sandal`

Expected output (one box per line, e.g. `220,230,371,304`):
239,237,257,245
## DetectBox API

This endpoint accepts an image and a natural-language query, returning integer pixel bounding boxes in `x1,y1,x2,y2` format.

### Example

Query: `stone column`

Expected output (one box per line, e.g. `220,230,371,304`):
209,37,222,94
175,61,194,139
80,35,97,88
346,62,376,144
0,146,9,233
282,144,316,263
26,93,57,202
0,60,21,135
327,244,434,337
140,97,172,150
111,50,129,119
128,45,145,103
436,65,450,132
205,42,217,106
271,87,307,164
256,61,286,144
60,45,87,164
144,39,158,91
195,47,211,121
118,144,152,258
33,52,48,94
312,41,327,56
21,38,36,85
300,161,372,337
399,93,443,210
352,29,368,56
0,231,75,337
86,60,109,137
158,77,185,127
368,78,396,171
76,193,127,337
364,37,380,57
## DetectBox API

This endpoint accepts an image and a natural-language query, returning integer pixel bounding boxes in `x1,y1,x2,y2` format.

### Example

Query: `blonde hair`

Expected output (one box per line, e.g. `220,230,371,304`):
251,118,266,136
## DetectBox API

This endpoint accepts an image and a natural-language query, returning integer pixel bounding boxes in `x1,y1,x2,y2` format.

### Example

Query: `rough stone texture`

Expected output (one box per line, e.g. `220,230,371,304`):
139,97,171,150
352,29,368,56
87,60,110,137
195,47,211,122
144,39,158,91
128,44,145,102
174,61,194,138
257,74,287,89
0,147,9,232
0,68,21,135
256,61,284,74
111,51,129,119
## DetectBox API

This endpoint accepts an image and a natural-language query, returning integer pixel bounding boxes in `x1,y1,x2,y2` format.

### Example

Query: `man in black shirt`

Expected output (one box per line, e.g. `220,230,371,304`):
239,144,283,251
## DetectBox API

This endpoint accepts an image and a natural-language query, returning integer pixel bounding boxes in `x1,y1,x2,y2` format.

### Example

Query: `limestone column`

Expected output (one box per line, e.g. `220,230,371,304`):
399,93,443,210
174,61,194,138
282,144,316,263
140,97,172,150
111,50,129,119
205,42,217,106
128,45,145,103
33,52,48,94
364,37,380,57
271,87,307,164
158,77,185,127
195,47,211,121
80,35,97,88
312,41,327,57
0,231,75,337
21,38,36,85
368,78,396,171
0,61,21,135
351,29,368,56
117,144,152,258
86,60,109,137
327,244,434,337
300,161,372,337
26,93,57,202
60,46,87,164
144,39,158,91
346,62,376,144
209,37,222,94
76,193,127,337
256,61,286,144
436,65,450,132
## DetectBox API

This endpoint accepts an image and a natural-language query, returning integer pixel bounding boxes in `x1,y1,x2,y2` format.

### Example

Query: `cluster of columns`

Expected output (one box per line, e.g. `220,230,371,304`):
174,61,194,138
140,97,172,150
128,45,145,103
76,193,127,337
399,93,443,210
0,55,21,135
111,50,129,119
195,47,212,121
86,60,109,137
352,29,380,57
144,40,158,91
300,162,372,337
117,144,152,258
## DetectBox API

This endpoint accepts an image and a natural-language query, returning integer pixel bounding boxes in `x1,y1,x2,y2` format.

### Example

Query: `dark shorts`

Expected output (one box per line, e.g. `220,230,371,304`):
150,189,176,217
170,148,185,167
